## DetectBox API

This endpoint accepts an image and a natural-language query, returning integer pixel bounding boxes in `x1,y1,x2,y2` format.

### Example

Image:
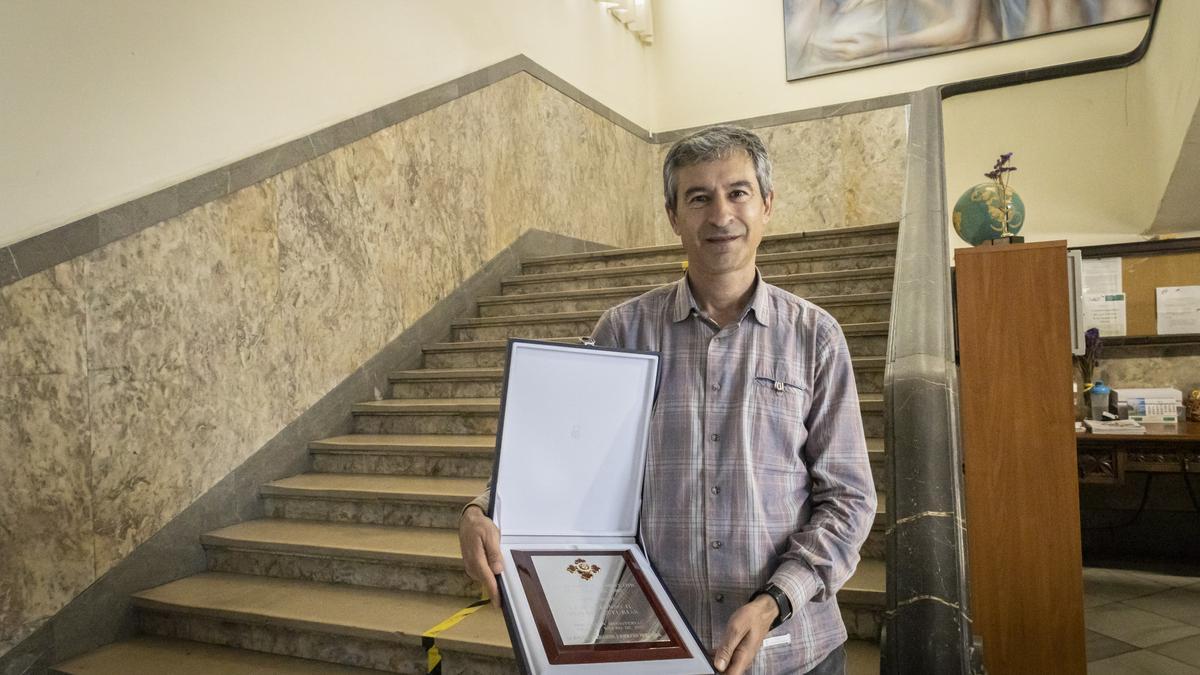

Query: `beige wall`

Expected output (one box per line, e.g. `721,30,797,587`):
0,0,655,248
2,0,1156,251
651,0,1148,131
944,0,1200,250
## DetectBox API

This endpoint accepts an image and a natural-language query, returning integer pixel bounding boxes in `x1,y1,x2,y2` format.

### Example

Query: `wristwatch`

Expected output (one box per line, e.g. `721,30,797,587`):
752,583,793,630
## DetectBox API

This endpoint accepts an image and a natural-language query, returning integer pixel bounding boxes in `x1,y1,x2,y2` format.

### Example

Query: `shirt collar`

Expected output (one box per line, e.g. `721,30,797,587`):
671,269,771,327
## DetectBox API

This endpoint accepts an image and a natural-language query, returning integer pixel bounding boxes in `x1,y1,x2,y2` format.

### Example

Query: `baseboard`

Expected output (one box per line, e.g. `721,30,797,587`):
0,228,613,675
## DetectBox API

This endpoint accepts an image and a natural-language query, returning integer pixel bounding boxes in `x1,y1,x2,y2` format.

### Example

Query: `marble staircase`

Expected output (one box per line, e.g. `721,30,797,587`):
53,222,898,675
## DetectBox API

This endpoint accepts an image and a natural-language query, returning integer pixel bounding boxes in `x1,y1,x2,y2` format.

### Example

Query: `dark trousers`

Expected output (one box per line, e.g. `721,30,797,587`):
804,643,846,675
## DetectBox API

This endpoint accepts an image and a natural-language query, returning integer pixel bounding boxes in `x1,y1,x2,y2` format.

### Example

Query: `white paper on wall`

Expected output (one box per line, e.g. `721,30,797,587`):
1081,257,1123,295
1156,286,1200,335
1082,292,1127,336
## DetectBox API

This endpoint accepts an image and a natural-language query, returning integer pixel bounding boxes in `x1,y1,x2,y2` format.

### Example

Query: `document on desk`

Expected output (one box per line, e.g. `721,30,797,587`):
1156,286,1200,335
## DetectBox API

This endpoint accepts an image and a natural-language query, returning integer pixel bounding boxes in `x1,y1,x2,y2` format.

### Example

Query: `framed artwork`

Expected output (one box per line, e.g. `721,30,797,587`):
784,0,1157,81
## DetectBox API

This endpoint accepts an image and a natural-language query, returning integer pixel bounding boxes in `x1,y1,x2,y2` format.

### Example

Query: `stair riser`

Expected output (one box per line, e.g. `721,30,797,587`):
391,367,883,400
455,303,888,341
136,610,439,674
424,334,889,369
524,250,896,276
204,547,477,598
477,289,892,319
311,451,494,477
263,496,468,529
391,380,502,399
501,271,893,297
842,605,883,642
354,413,498,435
353,410,881,440
451,320,597,343
862,527,885,560
521,233,898,273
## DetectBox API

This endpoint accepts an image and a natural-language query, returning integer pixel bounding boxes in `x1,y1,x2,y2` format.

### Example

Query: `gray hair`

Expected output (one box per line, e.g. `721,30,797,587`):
662,125,773,213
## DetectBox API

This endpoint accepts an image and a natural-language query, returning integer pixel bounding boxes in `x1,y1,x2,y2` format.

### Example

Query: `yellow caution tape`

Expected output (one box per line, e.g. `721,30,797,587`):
422,597,489,674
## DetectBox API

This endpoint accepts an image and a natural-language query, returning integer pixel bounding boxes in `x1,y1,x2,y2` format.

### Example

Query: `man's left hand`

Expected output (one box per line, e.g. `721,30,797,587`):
712,594,779,674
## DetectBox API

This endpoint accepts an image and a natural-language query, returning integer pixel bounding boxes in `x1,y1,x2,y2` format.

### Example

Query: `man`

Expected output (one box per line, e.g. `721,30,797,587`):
459,125,877,675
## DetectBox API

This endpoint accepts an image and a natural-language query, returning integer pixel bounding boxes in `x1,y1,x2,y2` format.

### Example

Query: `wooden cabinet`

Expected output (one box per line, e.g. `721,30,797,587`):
955,241,1086,675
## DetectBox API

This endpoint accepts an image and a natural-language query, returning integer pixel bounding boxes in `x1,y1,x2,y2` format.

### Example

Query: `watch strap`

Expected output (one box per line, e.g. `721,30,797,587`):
753,583,793,630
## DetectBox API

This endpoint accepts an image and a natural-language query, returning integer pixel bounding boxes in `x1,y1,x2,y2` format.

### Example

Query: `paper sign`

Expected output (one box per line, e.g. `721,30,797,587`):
1082,257,1123,295
1082,292,1127,337
1156,286,1200,335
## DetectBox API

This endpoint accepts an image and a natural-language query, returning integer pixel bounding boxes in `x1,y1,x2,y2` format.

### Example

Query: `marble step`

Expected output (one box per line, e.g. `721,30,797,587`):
841,558,887,642
130,569,883,674
261,474,486,529
520,241,896,278
423,336,582,369
390,357,887,399
50,636,389,675
310,434,496,478
452,298,889,342
519,222,900,274
351,398,500,436
485,266,894,315
423,323,890,368
502,261,896,297
201,519,476,598
308,434,887,488
132,572,513,674
482,290,893,328
350,396,885,438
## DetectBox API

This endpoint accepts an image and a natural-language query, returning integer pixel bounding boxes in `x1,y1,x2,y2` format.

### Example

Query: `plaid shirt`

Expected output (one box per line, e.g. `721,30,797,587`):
588,273,877,674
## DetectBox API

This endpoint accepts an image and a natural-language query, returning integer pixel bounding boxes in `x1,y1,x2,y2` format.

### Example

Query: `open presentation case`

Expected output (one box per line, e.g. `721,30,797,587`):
488,339,715,674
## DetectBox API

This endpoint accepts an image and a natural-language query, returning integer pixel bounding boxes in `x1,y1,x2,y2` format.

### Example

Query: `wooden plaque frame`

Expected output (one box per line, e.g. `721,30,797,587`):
512,549,691,665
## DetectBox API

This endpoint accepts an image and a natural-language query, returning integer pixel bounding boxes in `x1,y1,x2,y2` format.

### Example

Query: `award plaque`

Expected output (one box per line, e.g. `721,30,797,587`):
490,340,714,674
512,550,690,665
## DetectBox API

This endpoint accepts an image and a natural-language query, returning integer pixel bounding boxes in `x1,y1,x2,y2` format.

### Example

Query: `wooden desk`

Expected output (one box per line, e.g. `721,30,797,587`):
1077,420,1200,484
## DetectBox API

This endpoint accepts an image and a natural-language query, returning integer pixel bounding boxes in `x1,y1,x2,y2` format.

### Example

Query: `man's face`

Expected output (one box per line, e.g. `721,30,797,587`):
667,150,772,278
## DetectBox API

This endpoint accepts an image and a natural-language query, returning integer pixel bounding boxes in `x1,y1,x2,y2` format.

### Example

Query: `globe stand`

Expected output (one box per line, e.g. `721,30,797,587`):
986,235,1026,246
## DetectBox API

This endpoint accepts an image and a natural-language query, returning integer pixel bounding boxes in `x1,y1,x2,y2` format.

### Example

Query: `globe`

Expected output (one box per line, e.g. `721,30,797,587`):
952,183,1025,246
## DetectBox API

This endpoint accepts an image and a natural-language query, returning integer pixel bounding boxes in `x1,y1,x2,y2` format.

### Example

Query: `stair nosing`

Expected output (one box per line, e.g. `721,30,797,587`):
506,258,896,288
455,293,893,328
423,323,888,353
130,573,477,649
310,435,496,455
261,474,485,502
389,357,885,383
200,520,464,568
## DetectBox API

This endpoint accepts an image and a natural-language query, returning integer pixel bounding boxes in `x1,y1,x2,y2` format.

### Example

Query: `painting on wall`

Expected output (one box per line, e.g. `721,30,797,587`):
784,0,1156,81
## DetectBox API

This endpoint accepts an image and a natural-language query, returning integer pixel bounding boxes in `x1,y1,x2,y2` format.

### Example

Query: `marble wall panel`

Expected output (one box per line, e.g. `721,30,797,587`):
1101,355,1200,393
0,71,910,658
0,262,92,655
646,107,909,243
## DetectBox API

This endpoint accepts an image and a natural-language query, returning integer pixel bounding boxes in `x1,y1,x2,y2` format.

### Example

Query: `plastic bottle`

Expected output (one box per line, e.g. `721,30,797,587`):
1090,381,1111,420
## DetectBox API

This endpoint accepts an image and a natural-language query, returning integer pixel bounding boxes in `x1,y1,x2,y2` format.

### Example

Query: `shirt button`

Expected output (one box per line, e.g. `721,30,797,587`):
711,486,721,495
711,540,722,549
713,337,721,343
712,383,721,391
709,433,719,442
715,593,725,603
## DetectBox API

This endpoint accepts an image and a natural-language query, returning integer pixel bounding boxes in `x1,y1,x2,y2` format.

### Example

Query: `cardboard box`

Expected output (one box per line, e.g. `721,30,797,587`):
1115,388,1182,424
489,339,714,674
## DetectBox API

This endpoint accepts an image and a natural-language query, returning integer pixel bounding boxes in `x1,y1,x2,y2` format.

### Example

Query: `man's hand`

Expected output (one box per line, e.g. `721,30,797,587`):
712,594,779,674
458,505,504,604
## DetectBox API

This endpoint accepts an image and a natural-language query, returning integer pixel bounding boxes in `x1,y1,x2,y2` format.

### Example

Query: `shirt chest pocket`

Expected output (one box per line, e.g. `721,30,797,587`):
747,362,811,472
